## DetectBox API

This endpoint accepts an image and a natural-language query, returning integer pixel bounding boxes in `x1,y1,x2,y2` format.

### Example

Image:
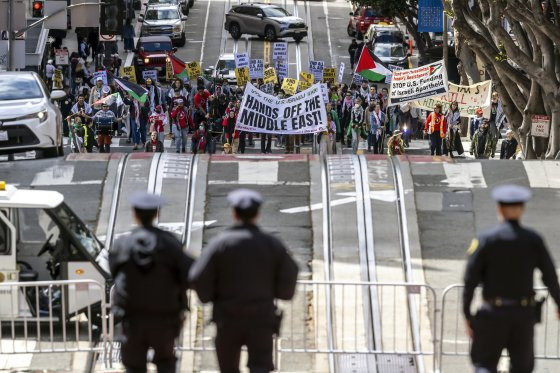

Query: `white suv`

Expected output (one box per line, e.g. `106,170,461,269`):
0,72,65,158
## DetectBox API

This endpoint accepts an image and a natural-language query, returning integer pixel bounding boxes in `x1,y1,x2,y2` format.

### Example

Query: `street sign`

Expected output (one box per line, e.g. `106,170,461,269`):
418,0,443,32
531,115,551,138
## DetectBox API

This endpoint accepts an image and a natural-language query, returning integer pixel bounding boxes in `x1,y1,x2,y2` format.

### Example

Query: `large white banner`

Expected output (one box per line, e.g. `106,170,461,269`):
411,80,492,118
388,60,448,105
237,82,328,135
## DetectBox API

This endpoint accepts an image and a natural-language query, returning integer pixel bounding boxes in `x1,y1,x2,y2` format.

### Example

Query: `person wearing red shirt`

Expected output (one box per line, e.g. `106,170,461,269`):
149,105,167,143
170,99,189,153
145,131,164,152
424,103,447,156
194,86,211,126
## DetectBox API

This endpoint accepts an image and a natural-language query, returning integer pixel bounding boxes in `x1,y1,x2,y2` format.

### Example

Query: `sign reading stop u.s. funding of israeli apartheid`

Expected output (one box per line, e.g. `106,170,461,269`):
388,60,448,105
237,82,328,135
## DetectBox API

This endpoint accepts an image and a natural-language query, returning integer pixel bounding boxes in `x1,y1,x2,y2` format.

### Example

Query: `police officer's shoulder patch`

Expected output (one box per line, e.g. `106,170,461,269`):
467,238,479,255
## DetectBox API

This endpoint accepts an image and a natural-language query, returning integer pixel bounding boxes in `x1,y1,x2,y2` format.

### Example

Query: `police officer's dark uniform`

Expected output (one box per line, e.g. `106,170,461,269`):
109,193,194,373
189,189,299,373
463,185,560,373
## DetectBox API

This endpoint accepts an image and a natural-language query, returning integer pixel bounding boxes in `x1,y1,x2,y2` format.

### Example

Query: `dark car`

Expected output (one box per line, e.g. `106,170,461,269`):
134,36,176,73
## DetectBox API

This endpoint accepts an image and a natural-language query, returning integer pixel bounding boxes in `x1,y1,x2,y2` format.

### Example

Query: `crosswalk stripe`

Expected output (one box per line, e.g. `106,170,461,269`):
523,161,560,188
442,163,487,188
238,160,279,184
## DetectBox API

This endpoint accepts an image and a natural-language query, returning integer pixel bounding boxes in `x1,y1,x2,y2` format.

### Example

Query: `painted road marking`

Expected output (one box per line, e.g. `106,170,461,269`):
280,191,396,213
238,160,279,184
523,161,560,188
209,180,309,186
442,163,487,188
30,165,103,186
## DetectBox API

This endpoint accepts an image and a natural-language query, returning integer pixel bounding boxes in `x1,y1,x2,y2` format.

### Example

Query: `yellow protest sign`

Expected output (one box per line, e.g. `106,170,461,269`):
120,66,137,83
53,69,63,89
186,61,201,79
235,67,250,86
281,78,298,96
323,67,336,84
298,80,311,92
299,72,314,84
166,59,173,81
263,67,278,84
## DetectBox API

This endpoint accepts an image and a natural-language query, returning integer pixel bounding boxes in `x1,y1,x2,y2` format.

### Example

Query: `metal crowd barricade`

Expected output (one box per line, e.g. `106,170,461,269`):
174,281,438,372
0,279,107,356
439,284,560,371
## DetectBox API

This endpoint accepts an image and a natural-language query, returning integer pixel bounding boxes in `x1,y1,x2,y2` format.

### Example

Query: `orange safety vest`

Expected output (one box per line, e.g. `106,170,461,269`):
429,112,446,138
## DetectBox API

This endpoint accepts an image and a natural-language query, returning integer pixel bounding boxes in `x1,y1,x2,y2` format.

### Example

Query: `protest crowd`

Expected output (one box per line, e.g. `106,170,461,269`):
43,35,518,159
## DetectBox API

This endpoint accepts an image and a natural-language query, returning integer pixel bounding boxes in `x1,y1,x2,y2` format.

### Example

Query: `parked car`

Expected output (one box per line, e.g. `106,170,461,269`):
365,24,407,45
134,36,177,74
145,0,189,15
205,53,237,85
225,3,308,42
348,6,393,40
371,42,410,69
139,4,188,46
0,72,65,157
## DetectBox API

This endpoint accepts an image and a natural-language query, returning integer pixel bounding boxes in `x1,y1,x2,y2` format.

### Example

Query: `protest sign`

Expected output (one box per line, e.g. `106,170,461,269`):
234,52,250,68
54,49,69,65
53,69,63,89
273,41,288,61
320,83,329,103
264,67,278,84
298,80,311,92
337,62,345,83
323,68,336,84
388,60,448,105
186,61,201,79
276,60,288,80
531,115,551,138
352,73,363,85
260,82,275,94
411,80,493,118
309,60,324,82
166,59,173,81
384,64,403,84
237,82,328,135
235,67,250,86
281,78,299,96
300,72,314,84
249,59,264,79
93,70,108,85
142,69,158,82
120,66,137,83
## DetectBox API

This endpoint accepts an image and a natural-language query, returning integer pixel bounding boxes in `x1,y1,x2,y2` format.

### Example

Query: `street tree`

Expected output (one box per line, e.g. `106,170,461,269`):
450,0,560,159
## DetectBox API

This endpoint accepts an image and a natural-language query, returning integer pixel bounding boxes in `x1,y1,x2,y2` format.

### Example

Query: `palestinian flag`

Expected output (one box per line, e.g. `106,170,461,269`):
92,92,124,107
112,75,148,103
355,47,392,82
169,54,189,80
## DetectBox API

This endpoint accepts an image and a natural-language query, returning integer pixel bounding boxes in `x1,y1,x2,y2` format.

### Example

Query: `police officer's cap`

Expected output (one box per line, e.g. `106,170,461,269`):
227,189,262,211
492,184,532,205
129,192,164,210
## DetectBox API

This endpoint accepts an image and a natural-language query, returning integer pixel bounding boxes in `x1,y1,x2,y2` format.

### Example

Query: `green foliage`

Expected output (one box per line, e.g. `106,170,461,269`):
495,42,508,62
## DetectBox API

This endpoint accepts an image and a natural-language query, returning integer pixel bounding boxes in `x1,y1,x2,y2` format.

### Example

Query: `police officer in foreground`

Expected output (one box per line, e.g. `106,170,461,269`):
189,189,299,373
109,193,194,373
463,185,560,373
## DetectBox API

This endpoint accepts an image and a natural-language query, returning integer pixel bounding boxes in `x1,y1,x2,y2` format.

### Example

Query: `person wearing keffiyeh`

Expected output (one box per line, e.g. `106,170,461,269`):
340,92,354,146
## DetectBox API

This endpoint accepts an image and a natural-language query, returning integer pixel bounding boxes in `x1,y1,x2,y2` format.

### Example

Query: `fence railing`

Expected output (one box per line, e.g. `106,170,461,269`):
2,279,560,373
0,279,107,355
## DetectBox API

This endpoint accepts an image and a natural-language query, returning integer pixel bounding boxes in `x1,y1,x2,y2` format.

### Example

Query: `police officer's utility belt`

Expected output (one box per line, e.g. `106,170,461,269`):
485,297,535,307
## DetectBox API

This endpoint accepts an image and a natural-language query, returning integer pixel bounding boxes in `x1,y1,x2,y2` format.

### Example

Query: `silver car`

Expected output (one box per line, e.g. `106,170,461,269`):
225,3,308,42
139,4,188,47
0,72,65,157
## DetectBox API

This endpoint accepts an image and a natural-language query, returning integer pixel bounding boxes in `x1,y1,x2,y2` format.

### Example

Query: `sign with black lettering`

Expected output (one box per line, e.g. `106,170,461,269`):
263,67,277,84
186,61,201,79
249,59,264,79
276,60,288,80
323,67,336,84
237,82,328,135
235,67,250,86
337,62,345,83
309,60,324,82
234,52,250,68
281,78,298,96
388,60,449,105
53,69,63,89
273,41,288,61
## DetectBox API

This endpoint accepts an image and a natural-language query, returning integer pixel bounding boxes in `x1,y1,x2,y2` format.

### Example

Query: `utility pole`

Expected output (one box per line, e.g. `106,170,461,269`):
442,12,448,71
7,0,14,71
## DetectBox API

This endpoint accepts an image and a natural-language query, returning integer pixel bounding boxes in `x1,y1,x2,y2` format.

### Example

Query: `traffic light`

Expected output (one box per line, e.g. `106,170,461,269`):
32,1,43,18
100,0,124,35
